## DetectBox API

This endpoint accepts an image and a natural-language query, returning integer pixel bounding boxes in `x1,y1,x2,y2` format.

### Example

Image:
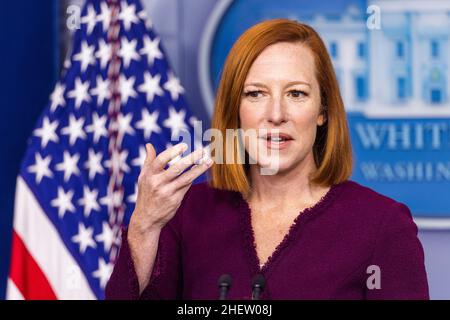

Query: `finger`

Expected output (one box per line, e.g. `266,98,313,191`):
164,148,205,180
144,143,156,166
151,143,188,172
172,157,213,190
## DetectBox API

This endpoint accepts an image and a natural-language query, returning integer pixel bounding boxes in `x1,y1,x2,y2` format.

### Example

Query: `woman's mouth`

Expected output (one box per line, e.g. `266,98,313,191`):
260,133,293,150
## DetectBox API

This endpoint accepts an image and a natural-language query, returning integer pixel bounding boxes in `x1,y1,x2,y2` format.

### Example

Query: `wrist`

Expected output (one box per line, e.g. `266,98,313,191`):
128,216,162,240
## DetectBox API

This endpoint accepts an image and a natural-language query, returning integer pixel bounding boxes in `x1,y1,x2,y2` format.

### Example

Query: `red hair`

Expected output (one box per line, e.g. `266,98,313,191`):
208,19,353,196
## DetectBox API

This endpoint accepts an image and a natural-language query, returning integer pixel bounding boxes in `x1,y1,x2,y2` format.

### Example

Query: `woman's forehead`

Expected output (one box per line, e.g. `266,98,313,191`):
246,43,316,84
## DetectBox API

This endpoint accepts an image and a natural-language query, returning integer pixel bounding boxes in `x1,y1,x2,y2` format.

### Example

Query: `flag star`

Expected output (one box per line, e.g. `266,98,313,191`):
28,153,53,184
131,146,146,168
51,187,75,218
90,76,111,106
96,2,111,32
78,186,100,218
80,4,98,35
119,2,139,31
163,72,185,101
73,42,95,72
118,38,140,69
127,184,138,203
163,106,188,138
61,115,87,145
95,39,111,70
137,9,147,20
34,117,59,148
92,258,113,289
119,75,137,104
84,149,105,180
67,78,91,109
104,149,130,173
72,223,96,254
112,190,124,207
55,151,80,182
136,109,161,140
137,72,164,103
49,83,66,112
95,222,116,253
117,113,135,140
140,36,162,66
100,192,113,212
86,112,108,143
138,10,153,29
100,190,123,212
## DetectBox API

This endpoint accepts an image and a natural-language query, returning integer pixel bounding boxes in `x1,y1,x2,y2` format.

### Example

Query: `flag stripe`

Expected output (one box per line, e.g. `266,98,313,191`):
8,0,200,299
6,278,24,300
9,231,57,300
11,176,96,299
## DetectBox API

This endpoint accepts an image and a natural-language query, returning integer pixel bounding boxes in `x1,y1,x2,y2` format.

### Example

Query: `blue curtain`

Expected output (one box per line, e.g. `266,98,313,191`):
0,0,59,299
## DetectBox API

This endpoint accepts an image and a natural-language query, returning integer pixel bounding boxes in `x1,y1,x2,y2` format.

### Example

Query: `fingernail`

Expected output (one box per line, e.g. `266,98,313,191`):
206,158,213,166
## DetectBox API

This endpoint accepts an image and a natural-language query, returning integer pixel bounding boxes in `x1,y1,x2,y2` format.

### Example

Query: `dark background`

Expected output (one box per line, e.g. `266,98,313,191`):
0,0,60,299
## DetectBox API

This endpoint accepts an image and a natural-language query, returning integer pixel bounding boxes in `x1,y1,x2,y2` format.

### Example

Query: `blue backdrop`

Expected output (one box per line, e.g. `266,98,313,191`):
0,0,59,299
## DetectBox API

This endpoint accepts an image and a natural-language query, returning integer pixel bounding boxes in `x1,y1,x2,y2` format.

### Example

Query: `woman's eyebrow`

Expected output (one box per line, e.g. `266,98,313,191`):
243,81,311,88
285,80,311,88
243,82,268,88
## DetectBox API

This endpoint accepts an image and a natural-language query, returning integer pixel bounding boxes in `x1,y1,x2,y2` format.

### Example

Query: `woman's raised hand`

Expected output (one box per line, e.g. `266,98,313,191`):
129,142,213,235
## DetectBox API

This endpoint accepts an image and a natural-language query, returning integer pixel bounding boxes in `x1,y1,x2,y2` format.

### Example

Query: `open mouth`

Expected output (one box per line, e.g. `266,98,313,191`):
260,133,293,150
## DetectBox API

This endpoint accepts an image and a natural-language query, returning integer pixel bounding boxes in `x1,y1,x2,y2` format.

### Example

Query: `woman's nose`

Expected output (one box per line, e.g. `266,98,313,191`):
266,96,287,125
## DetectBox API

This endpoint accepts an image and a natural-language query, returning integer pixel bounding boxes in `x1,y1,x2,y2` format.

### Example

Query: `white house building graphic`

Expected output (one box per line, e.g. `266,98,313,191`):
298,0,450,118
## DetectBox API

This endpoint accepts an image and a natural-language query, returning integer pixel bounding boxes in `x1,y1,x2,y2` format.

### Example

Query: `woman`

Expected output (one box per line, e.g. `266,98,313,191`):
105,19,429,299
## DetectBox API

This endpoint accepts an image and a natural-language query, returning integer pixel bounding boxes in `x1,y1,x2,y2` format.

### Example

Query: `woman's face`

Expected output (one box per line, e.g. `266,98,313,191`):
239,41,325,174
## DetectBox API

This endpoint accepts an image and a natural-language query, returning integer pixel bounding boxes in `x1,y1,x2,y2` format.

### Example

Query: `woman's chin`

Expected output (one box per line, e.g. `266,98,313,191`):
253,157,293,176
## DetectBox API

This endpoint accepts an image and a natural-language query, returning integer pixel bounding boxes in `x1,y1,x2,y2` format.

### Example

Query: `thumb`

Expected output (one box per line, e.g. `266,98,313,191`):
145,143,157,164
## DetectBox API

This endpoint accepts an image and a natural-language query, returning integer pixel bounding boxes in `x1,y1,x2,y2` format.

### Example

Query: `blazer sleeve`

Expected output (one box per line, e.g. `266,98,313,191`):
105,195,186,300
365,202,429,300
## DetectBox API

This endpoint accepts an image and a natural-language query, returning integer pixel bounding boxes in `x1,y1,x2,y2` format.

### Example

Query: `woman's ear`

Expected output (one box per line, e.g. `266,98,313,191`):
317,108,327,126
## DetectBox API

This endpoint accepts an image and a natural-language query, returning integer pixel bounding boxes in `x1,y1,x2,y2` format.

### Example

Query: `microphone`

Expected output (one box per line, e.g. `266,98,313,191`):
217,274,232,300
251,274,265,300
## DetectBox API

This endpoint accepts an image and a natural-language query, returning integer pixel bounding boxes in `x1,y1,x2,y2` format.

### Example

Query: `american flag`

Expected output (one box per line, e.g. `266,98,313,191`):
7,0,202,299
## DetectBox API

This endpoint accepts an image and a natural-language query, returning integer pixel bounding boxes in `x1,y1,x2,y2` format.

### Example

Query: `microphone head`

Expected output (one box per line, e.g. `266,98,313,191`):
251,274,265,290
218,274,232,288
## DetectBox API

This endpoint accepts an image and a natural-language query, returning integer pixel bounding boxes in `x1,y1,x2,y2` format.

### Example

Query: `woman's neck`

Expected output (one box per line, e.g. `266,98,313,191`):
247,153,327,210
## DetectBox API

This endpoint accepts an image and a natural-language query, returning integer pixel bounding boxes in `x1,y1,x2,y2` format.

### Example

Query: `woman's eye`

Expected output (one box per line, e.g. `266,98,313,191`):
288,90,307,98
244,90,263,98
